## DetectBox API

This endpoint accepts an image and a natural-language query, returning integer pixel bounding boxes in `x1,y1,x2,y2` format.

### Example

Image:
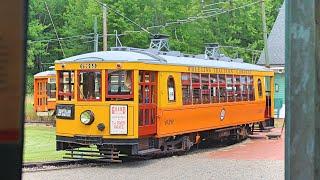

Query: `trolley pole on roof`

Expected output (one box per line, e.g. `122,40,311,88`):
260,0,270,67
102,4,108,51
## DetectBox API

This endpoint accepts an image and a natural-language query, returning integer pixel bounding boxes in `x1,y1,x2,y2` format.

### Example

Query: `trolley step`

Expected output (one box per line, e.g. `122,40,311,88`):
64,148,122,163
138,148,161,156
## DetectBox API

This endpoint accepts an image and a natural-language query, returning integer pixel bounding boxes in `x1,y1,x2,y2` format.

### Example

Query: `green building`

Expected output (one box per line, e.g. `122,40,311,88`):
257,3,285,118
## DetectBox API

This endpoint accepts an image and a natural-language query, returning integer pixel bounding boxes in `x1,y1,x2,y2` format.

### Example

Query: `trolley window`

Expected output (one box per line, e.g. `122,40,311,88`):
210,74,218,103
258,78,263,97
248,76,255,101
240,76,248,101
106,70,133,100
58,71,74,101
78,71,101,101
218,74,226,102
192,73,201,104
201,74,210,104
234,75,241,101
226,75,235,102
181,73,192,105
167,76,176,102
47,77,56,99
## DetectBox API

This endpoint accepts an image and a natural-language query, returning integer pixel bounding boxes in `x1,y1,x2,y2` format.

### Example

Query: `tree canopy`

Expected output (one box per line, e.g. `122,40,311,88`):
26,0,283,93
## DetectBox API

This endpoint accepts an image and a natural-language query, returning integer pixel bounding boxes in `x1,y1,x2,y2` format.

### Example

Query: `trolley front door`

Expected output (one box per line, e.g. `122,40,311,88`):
34,78,48,112
138,71,157,136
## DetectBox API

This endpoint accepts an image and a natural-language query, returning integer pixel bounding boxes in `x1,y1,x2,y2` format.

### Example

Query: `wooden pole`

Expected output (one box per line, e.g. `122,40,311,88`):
94,16,98,52
102,4,108,51
285,0,320,179
260,0,269,67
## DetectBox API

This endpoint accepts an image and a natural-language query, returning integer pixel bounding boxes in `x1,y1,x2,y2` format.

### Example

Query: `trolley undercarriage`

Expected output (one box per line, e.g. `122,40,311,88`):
57,119,273,162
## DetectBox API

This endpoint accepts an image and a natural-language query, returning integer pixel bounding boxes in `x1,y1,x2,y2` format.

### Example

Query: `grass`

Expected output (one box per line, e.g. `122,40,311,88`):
25,94,38,121
23,125,65,162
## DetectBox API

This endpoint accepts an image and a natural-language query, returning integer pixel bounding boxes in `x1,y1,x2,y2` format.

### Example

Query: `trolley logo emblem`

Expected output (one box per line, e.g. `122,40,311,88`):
220,108,226,121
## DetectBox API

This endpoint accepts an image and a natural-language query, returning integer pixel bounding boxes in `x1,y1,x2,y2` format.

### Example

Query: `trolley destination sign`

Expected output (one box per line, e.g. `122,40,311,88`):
187,66,253,75
110,105,128,135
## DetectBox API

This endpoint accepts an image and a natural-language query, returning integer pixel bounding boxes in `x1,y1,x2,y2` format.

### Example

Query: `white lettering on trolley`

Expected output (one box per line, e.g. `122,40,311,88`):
110,105,128,134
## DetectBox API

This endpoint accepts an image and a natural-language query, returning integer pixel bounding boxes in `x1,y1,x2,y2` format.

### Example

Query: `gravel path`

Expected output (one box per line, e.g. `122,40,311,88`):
23,149,284,180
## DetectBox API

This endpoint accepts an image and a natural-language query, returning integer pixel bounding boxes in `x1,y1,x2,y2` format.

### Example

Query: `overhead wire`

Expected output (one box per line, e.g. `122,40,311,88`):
94,0,153,35
144,0,262,30
44,1,66,57
31,0,263,61
28,33,126,44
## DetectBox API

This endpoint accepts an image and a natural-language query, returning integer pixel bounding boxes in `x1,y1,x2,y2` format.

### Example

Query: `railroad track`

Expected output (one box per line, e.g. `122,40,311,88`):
22,155,149,172
23,138,249,172
23,159,113,172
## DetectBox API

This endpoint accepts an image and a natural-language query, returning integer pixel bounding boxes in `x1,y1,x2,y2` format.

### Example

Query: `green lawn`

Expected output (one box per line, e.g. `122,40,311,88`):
23,125,65,162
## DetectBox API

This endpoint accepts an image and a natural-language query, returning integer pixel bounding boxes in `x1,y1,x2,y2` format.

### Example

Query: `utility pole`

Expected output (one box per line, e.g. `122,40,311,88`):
102,4,108,51
286,0,320,179
260,0,269,67
93,16,98,52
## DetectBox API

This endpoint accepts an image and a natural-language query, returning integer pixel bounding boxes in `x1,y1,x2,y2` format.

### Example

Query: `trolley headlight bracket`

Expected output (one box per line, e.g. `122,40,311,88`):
80,110,94,125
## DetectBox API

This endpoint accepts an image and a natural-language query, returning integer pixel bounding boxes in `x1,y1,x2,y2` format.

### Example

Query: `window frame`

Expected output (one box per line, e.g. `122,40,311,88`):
167,75,176,102
46,81,56,99
191,73,201,104
210,74,219,103
201,74,210,104
226,75,235,102
77,70,102,102
57,70,75,101
234,75,242,101
106,69,134,100
248,76,255,101
218,74,227,103
181,73,192,105
258,78,263,97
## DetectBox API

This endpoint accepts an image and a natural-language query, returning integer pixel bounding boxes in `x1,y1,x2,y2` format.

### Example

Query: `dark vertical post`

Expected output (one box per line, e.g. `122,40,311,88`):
285,0,320,179
0,1,27,179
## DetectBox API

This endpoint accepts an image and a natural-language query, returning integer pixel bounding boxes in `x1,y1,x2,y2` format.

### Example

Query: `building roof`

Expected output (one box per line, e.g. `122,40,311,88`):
257,3,285,66
56,50,271,72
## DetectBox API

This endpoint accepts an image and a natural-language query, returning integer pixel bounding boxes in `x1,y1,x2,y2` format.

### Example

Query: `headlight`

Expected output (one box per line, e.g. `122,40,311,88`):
80,110,94,125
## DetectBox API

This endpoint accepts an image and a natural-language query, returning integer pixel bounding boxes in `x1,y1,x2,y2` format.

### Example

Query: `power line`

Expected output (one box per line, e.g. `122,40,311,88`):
94,0,153,35
28,34,93,44
145,0,261,30
28,33,125,44
203,1,231,8
44,1,65,58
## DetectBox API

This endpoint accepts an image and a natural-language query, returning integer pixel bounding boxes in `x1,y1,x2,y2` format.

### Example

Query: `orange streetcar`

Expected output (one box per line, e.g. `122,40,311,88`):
54,47,274,161
33,70,56,117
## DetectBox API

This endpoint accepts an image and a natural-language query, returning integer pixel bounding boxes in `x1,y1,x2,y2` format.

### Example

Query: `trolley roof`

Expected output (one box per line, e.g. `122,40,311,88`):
55,50,271,72
34,70,56,77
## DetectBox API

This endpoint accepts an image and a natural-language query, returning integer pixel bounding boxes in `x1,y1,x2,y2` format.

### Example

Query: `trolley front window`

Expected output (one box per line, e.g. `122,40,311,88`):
78,71,101,101
106,70,133,100
58,71,74,101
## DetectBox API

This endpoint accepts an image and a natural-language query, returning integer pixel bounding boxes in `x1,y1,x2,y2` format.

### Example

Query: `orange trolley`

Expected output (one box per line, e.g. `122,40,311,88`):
54,48,274,161
33,70,56,117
